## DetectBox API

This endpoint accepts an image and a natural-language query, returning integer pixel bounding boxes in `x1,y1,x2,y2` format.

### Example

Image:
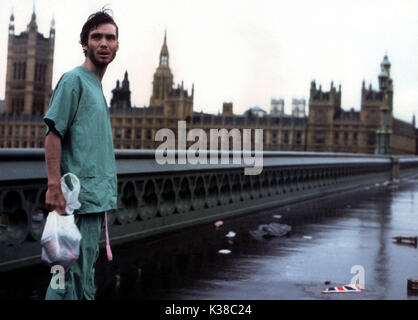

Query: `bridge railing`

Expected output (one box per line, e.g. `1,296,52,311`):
0,149,417,271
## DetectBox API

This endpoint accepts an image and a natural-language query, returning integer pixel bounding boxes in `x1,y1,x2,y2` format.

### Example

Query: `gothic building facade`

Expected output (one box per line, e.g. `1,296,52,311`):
0,14,416,154
108,33,307,151
0,9,54,148
306,55,415,154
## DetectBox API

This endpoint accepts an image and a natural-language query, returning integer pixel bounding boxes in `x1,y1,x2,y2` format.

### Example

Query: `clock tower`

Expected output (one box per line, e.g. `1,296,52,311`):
149,31,173,107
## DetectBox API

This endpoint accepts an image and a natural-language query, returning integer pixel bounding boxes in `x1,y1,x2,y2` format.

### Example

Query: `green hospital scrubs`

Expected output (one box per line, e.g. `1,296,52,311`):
43,66,117,300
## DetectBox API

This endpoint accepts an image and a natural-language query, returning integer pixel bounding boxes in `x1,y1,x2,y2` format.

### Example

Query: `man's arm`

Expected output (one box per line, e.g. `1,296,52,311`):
45,131,66,215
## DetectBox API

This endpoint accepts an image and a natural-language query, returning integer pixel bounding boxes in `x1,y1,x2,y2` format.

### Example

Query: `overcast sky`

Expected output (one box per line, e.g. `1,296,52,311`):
0,0,417,122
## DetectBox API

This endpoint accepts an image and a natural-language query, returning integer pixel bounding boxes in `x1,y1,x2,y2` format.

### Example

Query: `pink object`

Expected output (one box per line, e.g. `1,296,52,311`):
214,220,224,228
104,211,113,261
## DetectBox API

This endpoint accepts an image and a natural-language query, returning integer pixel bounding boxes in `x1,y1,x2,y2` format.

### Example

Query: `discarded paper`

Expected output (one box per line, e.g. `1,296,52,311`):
225,231,236,238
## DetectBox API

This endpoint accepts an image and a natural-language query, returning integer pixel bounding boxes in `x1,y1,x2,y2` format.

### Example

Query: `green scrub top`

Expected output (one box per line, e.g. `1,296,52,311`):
44,66,117,214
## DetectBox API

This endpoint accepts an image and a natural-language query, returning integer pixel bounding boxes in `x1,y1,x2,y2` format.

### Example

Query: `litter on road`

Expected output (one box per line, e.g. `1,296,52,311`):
225,231,236,238
408,279,418,291
392,236,417,245
250,223,291,240
214,220,224,229
321,283,362,294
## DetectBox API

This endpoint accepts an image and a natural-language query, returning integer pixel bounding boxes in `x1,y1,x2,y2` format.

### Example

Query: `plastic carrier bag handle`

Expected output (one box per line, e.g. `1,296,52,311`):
60,173,81,215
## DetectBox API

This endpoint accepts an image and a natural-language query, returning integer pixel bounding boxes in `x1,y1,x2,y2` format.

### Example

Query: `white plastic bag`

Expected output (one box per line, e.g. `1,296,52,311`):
41,173,82,271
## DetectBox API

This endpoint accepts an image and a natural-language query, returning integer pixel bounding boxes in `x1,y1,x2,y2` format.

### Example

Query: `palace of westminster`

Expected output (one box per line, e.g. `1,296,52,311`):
0,10,417,154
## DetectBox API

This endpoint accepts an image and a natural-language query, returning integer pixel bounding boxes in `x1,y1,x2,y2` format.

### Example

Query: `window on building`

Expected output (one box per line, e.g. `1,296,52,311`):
368,112,377,121
125,128,132,139
115,128,122,139
334,132,339,145
344,132,348,145
283,131,289,144
315,131,325,144
296,132,302,145
315,110,325,121
353,132,358,145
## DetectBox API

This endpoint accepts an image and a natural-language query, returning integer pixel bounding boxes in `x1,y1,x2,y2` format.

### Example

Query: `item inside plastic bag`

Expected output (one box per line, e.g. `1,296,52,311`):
41,173,82,271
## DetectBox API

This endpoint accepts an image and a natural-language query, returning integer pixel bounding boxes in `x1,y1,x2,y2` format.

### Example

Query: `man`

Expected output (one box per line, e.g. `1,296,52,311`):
44,9,119,300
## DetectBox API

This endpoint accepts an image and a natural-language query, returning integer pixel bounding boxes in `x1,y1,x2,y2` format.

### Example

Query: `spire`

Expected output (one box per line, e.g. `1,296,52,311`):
9,9,15,35
50,14,56,39
159,30,169,66
28,0,38,31
122,70,130,90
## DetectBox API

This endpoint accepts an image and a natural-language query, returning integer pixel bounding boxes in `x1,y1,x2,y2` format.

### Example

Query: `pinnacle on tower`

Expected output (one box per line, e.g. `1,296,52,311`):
159,30,169,66
50,15,56,38
122,71,130,89
51,15,55,28
9,10,15,35
27,1,38,31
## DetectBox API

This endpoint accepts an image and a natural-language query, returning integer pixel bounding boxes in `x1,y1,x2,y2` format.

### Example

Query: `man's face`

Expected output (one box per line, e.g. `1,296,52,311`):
83,23,119,68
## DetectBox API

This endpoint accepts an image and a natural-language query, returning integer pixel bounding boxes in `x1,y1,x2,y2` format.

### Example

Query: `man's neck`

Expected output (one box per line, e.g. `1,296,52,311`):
82,59,107,82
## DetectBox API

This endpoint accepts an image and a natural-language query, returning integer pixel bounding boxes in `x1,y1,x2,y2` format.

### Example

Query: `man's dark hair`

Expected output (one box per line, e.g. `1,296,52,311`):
80,8,119,56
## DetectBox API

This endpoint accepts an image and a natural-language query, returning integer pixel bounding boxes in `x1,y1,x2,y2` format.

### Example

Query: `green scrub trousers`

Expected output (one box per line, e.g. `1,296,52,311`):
45,212,104,300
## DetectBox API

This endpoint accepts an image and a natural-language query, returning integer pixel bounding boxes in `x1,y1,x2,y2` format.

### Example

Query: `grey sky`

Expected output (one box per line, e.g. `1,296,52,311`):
0,0,417,122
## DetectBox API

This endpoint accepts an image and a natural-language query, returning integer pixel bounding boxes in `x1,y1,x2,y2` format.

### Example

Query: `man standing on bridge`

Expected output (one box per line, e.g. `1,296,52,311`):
43,9,119,300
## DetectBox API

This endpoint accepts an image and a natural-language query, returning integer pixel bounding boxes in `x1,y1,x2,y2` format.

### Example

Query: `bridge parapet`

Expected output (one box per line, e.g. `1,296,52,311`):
0,149,417,271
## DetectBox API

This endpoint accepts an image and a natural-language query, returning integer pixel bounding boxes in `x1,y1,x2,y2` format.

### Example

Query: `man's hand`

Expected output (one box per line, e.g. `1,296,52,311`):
46,184,66,215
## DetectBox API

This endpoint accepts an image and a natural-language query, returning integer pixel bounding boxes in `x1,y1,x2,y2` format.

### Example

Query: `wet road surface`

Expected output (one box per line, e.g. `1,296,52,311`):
1,175,418,300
